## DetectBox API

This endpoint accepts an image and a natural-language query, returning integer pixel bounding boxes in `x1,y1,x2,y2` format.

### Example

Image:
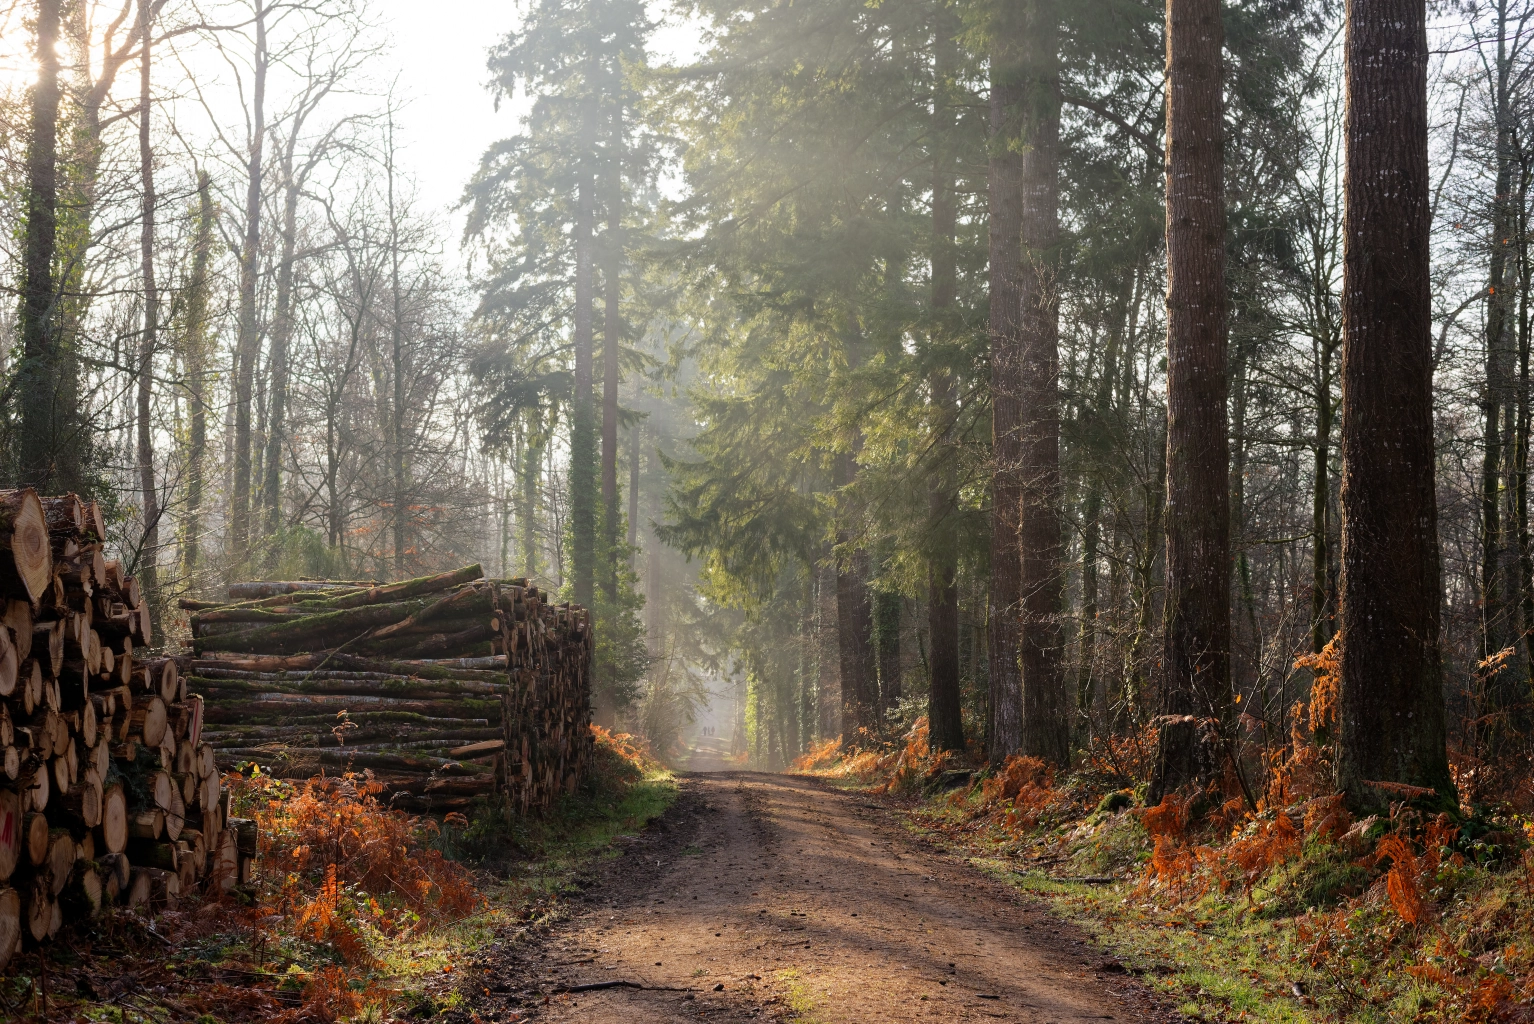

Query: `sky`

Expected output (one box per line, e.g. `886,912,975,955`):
372,0,702,249
370,0,524,240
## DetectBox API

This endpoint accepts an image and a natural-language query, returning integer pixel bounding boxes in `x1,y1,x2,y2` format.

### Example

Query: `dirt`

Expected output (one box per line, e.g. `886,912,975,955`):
463,749,1185,1024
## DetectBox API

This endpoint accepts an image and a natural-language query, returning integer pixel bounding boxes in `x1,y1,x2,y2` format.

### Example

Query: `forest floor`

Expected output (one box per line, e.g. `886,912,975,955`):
462,753,1186,1023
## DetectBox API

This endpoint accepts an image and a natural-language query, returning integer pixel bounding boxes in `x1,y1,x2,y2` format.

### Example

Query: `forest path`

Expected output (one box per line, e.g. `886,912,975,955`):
470,772,1179,1023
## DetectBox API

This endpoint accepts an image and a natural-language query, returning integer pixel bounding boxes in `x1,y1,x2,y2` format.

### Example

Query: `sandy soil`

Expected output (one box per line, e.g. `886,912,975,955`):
466,749,1181,1023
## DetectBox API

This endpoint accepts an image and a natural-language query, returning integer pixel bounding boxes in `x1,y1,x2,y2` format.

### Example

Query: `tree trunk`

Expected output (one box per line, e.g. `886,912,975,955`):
601,105,623,601
261,179,299,560
926,4,963,753
627,421,640,563
181,172,214,585
1150,0,1231,805
232,0,268,566
988,29,1026,763
571,102,597,610
1517,156,1534,687
800,573,816,749
1481,3,1522,739
817,555,840,740
387,117,409,578
136,0,160,637
1078,477,1102,727
1335,0,1456,811
875,589,901,713
522,410,543,578
1312,332,1335,653
17,0,66,492
1016,0,1068,766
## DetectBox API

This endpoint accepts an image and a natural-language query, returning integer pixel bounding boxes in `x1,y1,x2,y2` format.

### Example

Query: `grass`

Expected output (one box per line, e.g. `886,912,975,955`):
776,968,828,1024
924,818,1333,1023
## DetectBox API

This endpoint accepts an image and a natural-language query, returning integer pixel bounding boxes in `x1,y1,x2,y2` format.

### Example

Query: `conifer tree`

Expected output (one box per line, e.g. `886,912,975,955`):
1334,0,1456,811
1150,0,1232,803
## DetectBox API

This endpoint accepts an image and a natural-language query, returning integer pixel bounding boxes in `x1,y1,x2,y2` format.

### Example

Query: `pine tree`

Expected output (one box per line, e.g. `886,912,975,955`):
1149,0,1232,804
1334,0,1456,811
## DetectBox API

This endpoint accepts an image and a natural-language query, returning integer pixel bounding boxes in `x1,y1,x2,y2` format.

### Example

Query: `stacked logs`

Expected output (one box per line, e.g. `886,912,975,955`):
499,599,594,815
190,566,593,816
0,490,239,973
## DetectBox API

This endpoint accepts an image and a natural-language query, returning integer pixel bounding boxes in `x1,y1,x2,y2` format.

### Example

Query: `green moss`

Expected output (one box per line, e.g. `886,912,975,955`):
1258,841,1373,916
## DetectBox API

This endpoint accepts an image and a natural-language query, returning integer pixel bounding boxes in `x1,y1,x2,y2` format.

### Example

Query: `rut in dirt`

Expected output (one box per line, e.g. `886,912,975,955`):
466,760,1184,1023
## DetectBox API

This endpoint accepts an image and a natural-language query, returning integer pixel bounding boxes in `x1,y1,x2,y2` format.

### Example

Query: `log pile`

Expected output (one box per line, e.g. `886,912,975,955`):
190,566,594,816
0,490,238,973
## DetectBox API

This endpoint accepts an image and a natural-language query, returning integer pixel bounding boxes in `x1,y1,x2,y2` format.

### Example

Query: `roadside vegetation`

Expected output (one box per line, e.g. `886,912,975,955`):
0,727,674,1023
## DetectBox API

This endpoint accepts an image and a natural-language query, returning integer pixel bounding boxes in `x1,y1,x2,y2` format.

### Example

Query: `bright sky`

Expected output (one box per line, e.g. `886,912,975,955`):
370,0,522,233
373,0,702,250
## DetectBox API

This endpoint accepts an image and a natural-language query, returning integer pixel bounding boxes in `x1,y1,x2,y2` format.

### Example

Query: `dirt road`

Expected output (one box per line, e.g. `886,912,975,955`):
470,762,1179,1023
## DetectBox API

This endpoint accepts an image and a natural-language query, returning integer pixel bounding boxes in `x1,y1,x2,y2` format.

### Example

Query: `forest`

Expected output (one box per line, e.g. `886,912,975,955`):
0,0,1532,1016
0,0,1530,797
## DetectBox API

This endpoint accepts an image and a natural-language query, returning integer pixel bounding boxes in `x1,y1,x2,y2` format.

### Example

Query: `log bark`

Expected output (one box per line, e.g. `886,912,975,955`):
0,887,19,971
0,790,19,881
328,565,484,610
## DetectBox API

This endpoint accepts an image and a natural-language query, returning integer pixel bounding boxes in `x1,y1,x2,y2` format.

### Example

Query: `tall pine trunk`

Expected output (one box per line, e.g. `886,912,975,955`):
835,452,877,732
926,5,963,752
1335,0,1456,811
1016,0,1068,766
988,29,1026,763
1150,0,1231,804
1312,333,1335,653
875,589,901,713
17,0,64,491
817,555,841,739
601,106,623,601
571,99,598,610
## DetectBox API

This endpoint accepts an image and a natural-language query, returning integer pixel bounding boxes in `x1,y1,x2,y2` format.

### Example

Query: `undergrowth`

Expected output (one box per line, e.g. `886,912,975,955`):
0,724,674,1023
796,644,1534,1023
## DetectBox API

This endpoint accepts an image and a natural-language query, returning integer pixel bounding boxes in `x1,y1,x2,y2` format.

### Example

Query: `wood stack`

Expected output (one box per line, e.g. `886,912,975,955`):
500,599,594,815
0,491,236,973
190,567,593,817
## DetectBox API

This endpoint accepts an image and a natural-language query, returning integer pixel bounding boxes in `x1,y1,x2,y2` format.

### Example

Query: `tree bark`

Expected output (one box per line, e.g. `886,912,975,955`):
182,173,214,584
926,6,963,754
232,0,269,566
1150,0,1231,804
523,410,544,578
1480,0,1522,738
381,115,410,577
834,455,876,733
1335,0,1456,811
17,0,66,492
988,28,1026,763
1312,332,1335,653
601,104,623,601
1016,0,1069,766
571,100,597,610
261,176,299,560
135,0,160,636
817,555,840,740
875,589,901,712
